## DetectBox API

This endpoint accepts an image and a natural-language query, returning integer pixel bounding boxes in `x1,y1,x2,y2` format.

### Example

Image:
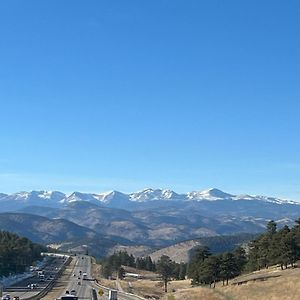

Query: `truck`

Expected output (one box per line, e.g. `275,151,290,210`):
108,290,117,300
39,274,45,281
59,297,78,300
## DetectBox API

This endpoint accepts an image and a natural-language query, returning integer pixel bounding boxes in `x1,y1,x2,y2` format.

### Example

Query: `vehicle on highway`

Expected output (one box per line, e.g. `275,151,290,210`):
12,297,20,300
77,281,81,285
70,290,76,295
57,297,78,300
108,290,118,300
27,283,38,289
2,294,10,300
82,272,88,280
39,274,45,281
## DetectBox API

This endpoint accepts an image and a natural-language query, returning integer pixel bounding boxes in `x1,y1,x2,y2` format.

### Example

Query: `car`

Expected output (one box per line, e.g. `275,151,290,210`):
27,283,38,289
70,290,76,295
77,281,81,285
65,290,70,295
13,297,20,300
2,294,10,300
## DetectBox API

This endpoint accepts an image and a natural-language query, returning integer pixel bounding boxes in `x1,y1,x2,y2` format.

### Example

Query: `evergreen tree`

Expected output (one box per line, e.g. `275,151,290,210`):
156,255,174,292
220,252,237,285
178,262,187,280
118,267,126,280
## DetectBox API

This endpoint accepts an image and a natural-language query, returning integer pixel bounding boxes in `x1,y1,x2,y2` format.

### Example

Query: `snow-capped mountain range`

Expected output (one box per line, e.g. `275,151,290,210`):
0,188,298,209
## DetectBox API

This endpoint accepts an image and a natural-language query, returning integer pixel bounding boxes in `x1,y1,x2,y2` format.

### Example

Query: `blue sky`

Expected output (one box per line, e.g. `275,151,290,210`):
0,1,300,200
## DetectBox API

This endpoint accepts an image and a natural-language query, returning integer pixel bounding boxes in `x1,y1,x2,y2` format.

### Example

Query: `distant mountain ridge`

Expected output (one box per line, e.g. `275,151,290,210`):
0,188,300,258
0,188,298,211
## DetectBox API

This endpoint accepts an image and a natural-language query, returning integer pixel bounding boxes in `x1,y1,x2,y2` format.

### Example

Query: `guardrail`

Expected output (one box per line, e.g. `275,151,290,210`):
24,256,72,300
94,279,147,300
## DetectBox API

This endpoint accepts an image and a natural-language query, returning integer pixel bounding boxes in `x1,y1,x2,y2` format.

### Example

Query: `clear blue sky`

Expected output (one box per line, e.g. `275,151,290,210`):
0,0,300,200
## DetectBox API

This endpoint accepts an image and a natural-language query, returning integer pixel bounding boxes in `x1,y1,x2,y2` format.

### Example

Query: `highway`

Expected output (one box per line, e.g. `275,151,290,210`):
4,255,69,300
60,255,144,300
4,255,144,300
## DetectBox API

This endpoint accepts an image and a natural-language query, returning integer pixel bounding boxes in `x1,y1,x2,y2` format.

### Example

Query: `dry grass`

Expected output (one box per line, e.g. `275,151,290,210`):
215,265,300,300
119,278,225,300
92,260,300,300
164,287,224,300
91,260,117,290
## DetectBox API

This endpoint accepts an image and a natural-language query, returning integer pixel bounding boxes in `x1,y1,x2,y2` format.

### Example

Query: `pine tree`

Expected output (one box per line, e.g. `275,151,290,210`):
156,255,174,292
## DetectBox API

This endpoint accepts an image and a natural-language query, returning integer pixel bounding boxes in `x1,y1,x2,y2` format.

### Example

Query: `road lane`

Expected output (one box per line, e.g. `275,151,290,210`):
59,256,144,300
6,256,69,300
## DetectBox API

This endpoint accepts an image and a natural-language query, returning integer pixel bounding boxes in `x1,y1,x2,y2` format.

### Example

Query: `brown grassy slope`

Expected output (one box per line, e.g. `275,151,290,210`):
150,240,202,263
215,264,300,300
120,278,224,300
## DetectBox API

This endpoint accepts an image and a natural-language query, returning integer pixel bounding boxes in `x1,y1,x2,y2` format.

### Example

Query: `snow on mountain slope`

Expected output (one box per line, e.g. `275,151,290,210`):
233,194,298,205
186,188,233,201
1,190,65,204
97,190,129,204
129,188,182,202
0,188,298,209
62,192,103,205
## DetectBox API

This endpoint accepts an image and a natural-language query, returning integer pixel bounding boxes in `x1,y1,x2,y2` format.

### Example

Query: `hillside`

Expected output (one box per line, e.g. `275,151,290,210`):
0,212,124,257
0,188,299,252
216,264,300,300
149,233,255,263
0,212,98,243
169,264,300,300
18,201,280,248
150,240,202,263
0,230,46,276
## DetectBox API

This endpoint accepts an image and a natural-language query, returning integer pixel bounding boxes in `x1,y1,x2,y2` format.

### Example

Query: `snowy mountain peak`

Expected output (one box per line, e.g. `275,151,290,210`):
0,188,298,209
129,188,180,202
187,188,233,201
97,190,127,203
63,192,100,204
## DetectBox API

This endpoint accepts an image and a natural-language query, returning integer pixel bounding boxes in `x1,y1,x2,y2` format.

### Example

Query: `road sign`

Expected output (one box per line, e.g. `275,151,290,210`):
98,288,104,296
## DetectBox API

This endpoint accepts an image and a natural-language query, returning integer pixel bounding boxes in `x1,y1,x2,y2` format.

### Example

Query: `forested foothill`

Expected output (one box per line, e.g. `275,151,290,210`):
100,219,300,290
187,219,300,287
0,231,47,276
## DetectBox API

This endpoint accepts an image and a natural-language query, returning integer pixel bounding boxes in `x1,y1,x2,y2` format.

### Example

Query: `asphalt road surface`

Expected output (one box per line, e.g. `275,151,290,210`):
4,255,69,300
61,256,144,300
5,255,143,300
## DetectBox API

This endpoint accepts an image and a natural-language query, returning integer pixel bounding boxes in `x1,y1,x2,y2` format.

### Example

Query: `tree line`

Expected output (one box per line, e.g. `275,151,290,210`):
247,219,300,271
188,218,300,287
101,251,156,278
100,250,187,282
0,231,47,276
100,219,300,291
